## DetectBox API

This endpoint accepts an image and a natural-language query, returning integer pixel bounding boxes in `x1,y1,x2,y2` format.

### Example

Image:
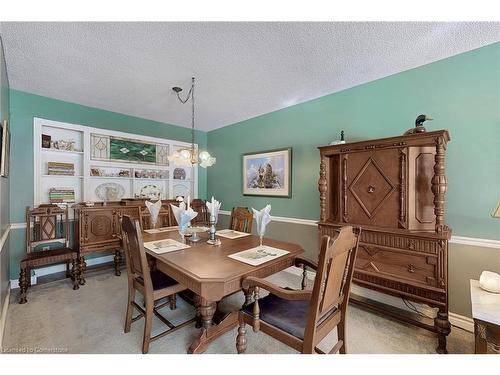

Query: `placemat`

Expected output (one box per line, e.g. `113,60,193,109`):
144,226,178,234
216,229,252,239
143,238,190,254
228,245,289,266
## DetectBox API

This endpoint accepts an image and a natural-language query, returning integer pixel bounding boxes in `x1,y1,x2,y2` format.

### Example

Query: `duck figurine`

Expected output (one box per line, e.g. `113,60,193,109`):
404,114,433,135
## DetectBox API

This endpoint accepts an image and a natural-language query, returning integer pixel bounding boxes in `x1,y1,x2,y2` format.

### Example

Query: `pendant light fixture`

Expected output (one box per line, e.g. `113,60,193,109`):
168,77,216,168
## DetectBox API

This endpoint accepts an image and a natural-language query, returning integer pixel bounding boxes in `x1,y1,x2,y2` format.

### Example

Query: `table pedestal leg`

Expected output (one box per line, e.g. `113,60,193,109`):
188,298,238,354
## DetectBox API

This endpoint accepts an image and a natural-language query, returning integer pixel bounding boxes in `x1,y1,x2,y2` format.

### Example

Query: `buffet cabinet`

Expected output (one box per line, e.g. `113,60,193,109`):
318,130,452,353
73,199,179,278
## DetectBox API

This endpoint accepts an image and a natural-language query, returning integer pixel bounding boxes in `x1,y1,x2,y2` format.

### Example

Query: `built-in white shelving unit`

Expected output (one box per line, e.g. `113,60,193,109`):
34,117,198,207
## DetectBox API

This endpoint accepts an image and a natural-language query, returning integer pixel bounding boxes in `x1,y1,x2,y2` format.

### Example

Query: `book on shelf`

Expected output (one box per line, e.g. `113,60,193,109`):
47,161,75,176
49,187,76,203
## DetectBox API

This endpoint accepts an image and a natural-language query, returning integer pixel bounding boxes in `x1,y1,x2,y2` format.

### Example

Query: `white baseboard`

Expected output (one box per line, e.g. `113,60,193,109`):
0,282,11,349
282,266,474,332
10,254,115,289
449,312,474,332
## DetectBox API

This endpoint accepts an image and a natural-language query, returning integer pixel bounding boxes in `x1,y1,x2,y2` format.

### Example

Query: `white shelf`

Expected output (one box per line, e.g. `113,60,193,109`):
134,178,170,181
89,176,133,180
42,175,84,179
41,148,84,155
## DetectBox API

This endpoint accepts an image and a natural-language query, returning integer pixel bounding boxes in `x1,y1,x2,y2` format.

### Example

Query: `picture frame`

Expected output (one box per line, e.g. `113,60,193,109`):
242,148,292,197
0,119,10,177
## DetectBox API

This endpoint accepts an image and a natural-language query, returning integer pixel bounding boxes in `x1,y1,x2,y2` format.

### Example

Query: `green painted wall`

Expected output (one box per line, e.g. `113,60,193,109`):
207,42,500,240
7,89,208,279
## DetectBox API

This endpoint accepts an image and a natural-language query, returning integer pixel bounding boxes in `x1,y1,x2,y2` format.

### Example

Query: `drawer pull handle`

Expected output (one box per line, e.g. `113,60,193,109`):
367,185,376,193
407,264,416,273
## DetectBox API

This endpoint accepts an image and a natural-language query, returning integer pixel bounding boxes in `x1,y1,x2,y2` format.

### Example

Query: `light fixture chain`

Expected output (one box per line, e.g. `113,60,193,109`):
191,77,195,151
169,76,214,168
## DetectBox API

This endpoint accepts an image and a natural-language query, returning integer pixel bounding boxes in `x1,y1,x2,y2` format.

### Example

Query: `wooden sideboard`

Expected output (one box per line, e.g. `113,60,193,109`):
73,198,206,281
318,130,452,353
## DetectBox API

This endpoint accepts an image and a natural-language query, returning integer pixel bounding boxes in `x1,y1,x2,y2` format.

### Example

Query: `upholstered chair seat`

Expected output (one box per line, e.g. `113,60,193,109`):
242,293,339,340
243,294,310,339
149,270,179,291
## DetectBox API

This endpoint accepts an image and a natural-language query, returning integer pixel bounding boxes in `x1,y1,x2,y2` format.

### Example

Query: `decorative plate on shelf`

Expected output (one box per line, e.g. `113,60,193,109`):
140,184,162,200
95,182,125,201
173,183,190,198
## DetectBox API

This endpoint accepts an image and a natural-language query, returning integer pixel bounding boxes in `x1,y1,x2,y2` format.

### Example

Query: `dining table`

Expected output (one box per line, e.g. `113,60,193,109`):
142,229,304,354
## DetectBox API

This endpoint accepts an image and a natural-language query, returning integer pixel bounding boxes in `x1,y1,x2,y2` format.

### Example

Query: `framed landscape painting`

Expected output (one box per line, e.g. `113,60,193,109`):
242,148,291,197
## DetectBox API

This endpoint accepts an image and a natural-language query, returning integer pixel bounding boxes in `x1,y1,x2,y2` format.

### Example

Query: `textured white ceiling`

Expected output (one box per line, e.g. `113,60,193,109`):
1,22,499,131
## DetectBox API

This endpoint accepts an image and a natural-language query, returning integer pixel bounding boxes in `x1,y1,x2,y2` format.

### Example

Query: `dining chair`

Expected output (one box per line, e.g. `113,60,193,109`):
190,199,210,226
138,205,173,230
229,207,253,233
121,215,196,353
19,204,80,304
235,226,360,354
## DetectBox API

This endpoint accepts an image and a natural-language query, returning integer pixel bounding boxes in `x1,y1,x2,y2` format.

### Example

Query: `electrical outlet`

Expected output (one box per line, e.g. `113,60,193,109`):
42,246,50,251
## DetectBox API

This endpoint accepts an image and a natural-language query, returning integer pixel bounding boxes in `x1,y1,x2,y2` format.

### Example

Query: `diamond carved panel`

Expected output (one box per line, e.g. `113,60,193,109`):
349,157,395,218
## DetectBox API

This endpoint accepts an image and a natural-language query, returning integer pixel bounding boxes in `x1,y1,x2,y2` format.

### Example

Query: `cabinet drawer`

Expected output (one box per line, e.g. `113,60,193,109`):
355,243,438,287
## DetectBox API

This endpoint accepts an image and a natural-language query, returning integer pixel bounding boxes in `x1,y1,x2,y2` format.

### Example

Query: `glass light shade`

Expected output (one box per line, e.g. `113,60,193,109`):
199,151,210,161
168,148,215,168
199,154,216,168
180,149,192,159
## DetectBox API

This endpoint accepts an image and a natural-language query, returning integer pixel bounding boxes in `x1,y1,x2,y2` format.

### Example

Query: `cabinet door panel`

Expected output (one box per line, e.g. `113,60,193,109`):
345,149,400,228
408,146,436,231
80,209,117,244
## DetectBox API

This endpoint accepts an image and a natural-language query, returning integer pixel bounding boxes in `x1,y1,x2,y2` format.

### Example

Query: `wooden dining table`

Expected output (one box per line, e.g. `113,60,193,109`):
142,229,304,354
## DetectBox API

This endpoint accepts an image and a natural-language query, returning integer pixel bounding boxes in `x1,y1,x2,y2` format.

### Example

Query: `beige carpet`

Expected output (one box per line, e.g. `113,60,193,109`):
2,269,473,354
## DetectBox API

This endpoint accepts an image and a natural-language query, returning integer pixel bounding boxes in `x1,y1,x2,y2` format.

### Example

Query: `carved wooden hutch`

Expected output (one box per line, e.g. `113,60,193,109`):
318,130,452,353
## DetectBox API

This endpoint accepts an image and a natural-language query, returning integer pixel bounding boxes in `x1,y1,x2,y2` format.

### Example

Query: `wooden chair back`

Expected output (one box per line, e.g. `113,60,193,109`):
229,207,253,233
190,199,209,226
121,215,153,293
26,204,70,253
139,205,172,229
303,226,360,351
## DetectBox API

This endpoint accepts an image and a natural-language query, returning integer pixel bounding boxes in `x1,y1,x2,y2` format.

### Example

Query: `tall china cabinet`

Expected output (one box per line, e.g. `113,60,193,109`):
318,130,452,353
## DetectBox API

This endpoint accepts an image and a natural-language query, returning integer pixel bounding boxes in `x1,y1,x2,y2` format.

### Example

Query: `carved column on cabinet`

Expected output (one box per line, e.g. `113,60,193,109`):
342,156,348,222
82,212,89,243
398,149,407,228
431,137,447,233
318,156,328,222
435,308,451,354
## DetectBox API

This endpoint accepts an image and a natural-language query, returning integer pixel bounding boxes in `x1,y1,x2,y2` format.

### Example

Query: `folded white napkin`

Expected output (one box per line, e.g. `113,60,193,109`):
479,270,500,293
206,196,221,224
179,208,198,234
252,204,272,237
145,200,162,227
170,202,198,234
170,202,186,226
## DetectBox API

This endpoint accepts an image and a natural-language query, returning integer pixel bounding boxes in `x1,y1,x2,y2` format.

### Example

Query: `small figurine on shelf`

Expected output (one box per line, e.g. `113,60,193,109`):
404,115,432,135
329,130,346,145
